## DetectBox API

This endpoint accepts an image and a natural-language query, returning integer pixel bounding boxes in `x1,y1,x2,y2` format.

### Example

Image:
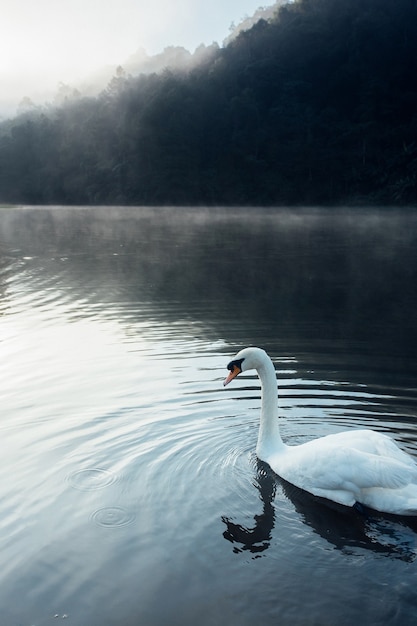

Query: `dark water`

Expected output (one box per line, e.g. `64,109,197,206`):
1,206,417,626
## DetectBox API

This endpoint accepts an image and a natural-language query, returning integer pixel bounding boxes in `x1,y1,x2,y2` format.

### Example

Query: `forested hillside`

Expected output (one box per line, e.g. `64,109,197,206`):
0,0,416,206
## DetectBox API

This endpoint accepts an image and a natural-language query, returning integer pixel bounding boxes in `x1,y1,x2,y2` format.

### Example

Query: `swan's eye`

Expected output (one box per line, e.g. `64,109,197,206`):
227,358,244,372
224,358,245,386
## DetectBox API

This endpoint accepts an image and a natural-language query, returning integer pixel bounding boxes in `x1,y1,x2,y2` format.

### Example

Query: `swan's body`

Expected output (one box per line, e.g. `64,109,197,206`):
224,347,417,515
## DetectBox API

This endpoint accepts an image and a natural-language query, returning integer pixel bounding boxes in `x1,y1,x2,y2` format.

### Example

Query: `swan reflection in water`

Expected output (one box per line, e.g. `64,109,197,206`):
222,460,276,555
222,460,417,562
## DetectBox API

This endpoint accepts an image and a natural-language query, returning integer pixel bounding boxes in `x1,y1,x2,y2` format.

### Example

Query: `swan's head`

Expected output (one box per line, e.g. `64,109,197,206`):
223,347,268,386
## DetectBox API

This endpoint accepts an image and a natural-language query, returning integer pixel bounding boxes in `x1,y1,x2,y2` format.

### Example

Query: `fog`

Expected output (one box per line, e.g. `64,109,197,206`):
0,0,280,119
1,0,415,207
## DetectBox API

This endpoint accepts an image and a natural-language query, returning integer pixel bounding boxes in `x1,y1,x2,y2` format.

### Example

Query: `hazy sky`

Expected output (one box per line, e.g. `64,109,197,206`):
1,0,267,116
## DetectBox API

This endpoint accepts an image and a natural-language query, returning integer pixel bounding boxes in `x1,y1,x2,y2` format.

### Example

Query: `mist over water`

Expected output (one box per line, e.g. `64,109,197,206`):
1,206,417,625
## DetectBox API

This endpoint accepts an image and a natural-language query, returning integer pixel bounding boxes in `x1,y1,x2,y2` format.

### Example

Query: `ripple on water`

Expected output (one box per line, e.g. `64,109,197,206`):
67,468,117,491
91,506,136,528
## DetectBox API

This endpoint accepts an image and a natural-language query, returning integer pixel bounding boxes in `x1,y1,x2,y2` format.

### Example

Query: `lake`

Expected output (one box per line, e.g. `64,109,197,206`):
1,206,417,625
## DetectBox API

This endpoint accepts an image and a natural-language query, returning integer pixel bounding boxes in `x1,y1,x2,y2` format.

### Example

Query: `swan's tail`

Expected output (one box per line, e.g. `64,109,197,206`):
364,486,417,516
397,501,417,516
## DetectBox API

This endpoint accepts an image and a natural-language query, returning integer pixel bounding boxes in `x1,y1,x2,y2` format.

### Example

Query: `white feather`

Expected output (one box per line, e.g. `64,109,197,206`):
225,347,417,515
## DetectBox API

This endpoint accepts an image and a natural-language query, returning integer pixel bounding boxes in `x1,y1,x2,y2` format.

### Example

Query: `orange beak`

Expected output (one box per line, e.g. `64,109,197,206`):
223,364,242,387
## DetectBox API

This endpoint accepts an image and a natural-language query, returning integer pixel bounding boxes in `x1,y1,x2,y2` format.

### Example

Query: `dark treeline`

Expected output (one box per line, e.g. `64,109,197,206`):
1,0,417,206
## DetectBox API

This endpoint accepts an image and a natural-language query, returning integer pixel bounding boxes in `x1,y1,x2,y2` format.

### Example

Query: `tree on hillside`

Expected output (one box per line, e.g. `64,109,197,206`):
0,0,416,206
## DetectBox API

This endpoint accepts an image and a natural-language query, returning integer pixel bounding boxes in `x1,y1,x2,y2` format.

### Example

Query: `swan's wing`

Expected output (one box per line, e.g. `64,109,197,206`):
329,448,417,490
349,429,417,468
273,444,417,496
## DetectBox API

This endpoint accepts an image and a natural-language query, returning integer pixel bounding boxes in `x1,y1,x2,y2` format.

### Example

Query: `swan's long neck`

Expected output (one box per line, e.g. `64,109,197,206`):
256,357,285,459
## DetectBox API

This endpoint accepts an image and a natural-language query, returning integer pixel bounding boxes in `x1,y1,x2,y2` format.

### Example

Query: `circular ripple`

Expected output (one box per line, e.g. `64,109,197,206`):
67,468,116,491
91,506,136,528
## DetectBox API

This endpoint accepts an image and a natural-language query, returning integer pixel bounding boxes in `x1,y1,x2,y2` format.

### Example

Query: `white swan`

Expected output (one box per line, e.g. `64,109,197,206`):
224,347,417,515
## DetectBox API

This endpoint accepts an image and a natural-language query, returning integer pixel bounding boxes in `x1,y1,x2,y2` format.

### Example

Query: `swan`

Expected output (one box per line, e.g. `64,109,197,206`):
224,347,417,515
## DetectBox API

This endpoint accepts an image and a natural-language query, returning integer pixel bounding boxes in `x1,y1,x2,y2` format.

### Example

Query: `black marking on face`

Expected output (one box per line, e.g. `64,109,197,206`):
227,358,244,372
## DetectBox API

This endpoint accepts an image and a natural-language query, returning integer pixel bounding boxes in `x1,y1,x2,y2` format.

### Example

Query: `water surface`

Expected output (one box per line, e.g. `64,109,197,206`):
1,206,417,625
